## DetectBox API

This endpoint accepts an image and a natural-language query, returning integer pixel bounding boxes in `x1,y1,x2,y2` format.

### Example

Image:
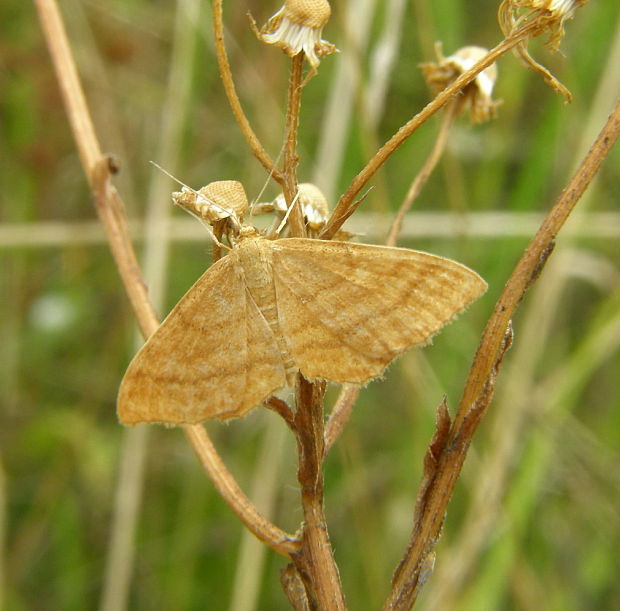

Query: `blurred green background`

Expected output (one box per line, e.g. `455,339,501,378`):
2,0,620,609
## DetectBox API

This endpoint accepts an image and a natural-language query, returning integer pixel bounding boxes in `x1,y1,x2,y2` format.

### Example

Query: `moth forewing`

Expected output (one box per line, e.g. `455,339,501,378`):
271,239,487,383
117,234,487,425
117,248,287,425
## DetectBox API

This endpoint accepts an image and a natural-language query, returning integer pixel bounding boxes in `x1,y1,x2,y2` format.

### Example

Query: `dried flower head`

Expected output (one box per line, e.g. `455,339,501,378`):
273,183,329,231
173,180,248,235
254,0,337,69
498,0,591,101
253,183,330,237
420,45,500,123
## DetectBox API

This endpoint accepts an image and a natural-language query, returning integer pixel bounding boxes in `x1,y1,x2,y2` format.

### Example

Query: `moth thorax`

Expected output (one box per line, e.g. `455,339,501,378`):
237,225,261,241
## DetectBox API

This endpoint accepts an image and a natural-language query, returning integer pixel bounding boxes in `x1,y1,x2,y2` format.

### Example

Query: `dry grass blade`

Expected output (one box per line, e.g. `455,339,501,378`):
386,100,459,247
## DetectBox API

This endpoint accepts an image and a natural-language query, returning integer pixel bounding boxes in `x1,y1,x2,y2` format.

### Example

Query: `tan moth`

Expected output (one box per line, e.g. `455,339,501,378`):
117,181,487,425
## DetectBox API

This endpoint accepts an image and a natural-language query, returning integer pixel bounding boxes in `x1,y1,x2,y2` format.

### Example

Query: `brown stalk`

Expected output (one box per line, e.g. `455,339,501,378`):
212,0,283,183
282,53,308,239
386,99,459,247
324,385,360,454
265,396,297,431
289,377,346,610
320,20,548,241
35,0,296,559
275,50,344,605
384,98,620,609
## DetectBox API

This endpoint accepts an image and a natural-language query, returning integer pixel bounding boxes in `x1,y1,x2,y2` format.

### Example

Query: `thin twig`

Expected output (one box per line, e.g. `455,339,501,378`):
35,0,296,563
386,99,459,247
324,385,360,455
184,425,299,556
212,0,283,182
384,97,620,610
265,396,297,432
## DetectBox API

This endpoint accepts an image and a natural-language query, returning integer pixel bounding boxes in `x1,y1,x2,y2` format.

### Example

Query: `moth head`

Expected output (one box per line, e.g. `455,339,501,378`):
173,180,248,236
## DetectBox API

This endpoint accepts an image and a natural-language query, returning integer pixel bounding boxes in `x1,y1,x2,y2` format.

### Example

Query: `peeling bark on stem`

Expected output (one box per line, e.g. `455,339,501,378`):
291,376,346,609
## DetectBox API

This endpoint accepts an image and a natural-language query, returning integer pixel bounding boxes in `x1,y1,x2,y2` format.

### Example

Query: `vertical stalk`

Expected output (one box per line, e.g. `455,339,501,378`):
281,51,344,606
386,99,458,247
264,46,330,579
282,54,307,239
292,377,346,609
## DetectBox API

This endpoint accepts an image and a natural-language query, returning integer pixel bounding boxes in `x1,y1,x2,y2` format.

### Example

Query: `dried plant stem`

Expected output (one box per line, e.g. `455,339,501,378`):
212,0,282,182
184,425,299,556
35,0,294,566
290,377,346,609
385,97,620,609
34,0,100,183
321,21,545,240
455,101,620,432
283,54,307,239
324,385,360,454
386,100,458,247
278,52,343,604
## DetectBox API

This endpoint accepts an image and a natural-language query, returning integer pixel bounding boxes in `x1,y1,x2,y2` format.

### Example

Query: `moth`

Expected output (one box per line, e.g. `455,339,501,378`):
117,181,487,425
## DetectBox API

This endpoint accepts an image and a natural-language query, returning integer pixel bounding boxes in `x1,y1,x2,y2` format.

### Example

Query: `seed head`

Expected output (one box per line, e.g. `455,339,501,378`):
255,0,337,69
500,0,590,51
272,183,330,231
420,45,500,123
498,0,591,101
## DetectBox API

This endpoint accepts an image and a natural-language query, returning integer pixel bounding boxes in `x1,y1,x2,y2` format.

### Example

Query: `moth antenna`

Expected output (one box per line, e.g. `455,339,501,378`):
150,161,192,191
